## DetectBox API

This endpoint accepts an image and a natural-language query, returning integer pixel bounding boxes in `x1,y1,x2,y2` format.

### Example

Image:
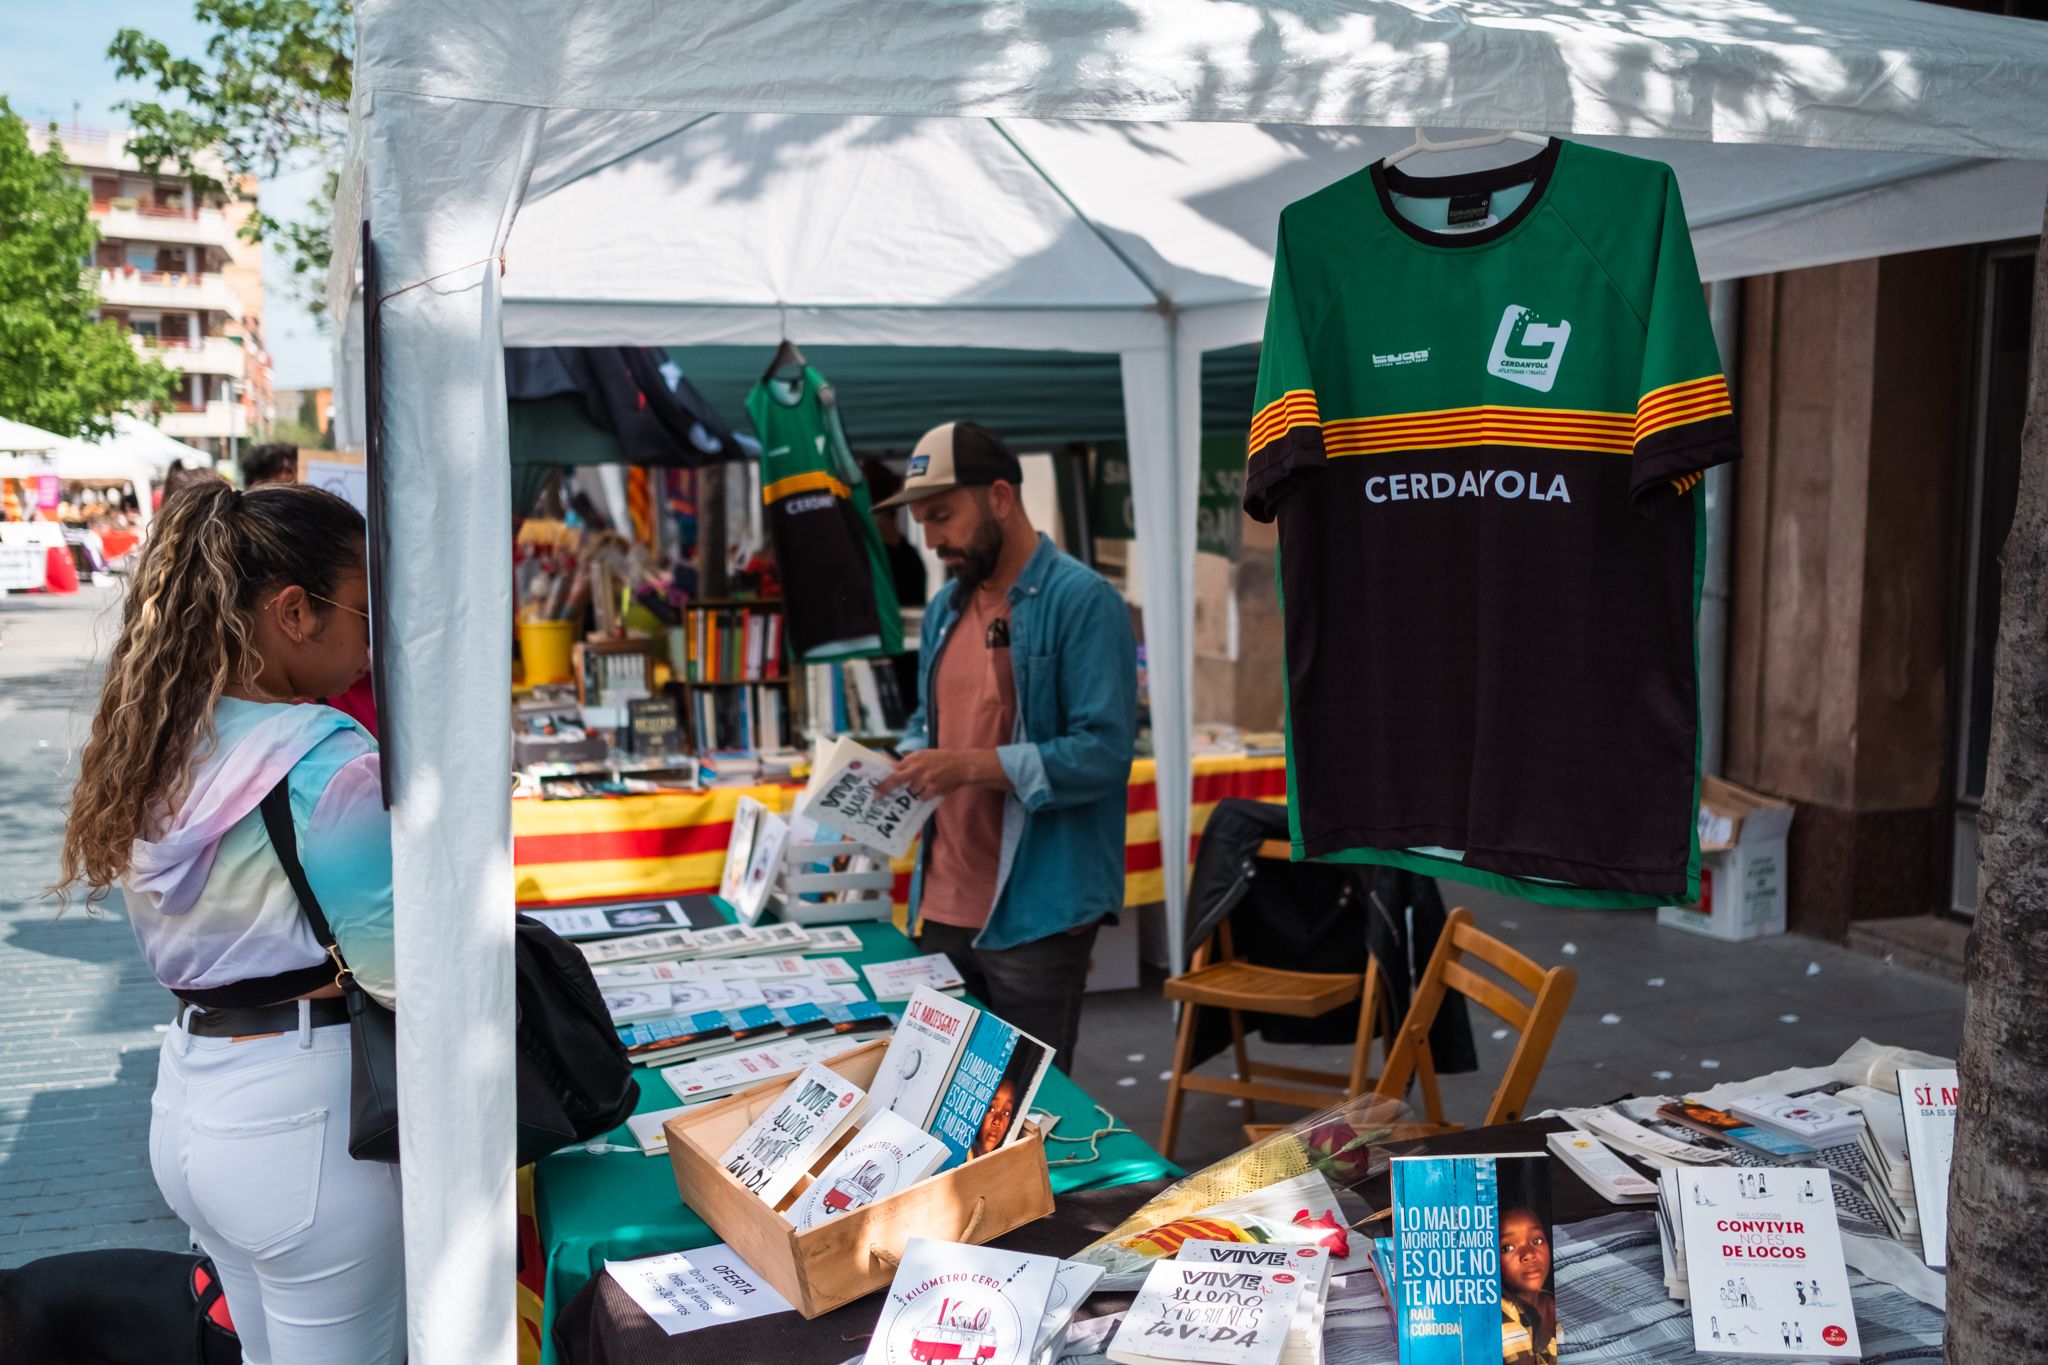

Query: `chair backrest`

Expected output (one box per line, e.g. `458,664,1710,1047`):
1370,907,1576,1127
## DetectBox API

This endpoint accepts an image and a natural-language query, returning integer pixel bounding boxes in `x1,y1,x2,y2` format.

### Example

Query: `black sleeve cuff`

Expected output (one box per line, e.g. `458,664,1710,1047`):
1243,428,1329,523
1631,415,1739,517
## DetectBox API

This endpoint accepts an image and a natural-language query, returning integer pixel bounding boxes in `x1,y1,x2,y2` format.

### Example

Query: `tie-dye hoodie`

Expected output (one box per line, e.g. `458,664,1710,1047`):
121,697,397,1006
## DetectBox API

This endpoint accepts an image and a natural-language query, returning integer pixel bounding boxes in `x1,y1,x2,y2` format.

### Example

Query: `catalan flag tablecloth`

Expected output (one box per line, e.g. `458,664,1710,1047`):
511,753,1289,910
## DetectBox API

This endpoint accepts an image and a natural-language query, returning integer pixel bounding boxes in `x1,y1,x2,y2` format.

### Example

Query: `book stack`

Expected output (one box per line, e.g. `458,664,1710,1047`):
862,953,967,1002
1724,1092,1865,1151
576,918,850,969
1565,1105,1732,1169
601,956,888,1071
864,1239,1100,1365
805,658,913,740
678,604,785,682
1547,1130,1659,1205
1655,1099,1819,1164
1835,1085,1921,1256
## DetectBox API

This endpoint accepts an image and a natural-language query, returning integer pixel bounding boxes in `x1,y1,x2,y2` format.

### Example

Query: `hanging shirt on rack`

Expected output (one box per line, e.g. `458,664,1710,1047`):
745,364,904,662
1244,139,1737,906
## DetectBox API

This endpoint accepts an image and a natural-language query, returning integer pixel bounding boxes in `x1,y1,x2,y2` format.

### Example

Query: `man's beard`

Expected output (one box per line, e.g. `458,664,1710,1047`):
940,516,1005,592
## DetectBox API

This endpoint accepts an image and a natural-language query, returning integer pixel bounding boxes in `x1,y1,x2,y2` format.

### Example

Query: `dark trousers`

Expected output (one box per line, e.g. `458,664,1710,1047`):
916,919,1102,1074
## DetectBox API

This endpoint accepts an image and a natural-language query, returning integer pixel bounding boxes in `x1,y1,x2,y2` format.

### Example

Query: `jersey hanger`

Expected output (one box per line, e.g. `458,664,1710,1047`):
762,336,807,383
1381,127,1549,169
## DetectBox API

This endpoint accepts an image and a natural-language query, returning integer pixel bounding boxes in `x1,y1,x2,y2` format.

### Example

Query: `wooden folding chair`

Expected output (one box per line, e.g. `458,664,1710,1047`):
1369,905,1577,1130
1157,840,1394,1163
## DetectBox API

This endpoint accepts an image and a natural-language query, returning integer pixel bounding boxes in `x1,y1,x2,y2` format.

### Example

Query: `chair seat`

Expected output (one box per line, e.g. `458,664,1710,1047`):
1162,960,1361,1017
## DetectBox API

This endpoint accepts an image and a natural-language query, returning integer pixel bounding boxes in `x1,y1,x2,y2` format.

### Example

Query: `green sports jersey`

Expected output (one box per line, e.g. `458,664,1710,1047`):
1243,140,1737,907
746,365,903,662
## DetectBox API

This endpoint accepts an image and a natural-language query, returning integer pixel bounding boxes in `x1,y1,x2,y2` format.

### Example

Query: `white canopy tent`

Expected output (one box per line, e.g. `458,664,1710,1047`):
329,3,2048,1360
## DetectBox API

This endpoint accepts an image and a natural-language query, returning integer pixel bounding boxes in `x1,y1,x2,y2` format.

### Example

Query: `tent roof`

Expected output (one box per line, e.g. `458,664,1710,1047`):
89,415,211,475
0,416,66,455
497,114,2048,351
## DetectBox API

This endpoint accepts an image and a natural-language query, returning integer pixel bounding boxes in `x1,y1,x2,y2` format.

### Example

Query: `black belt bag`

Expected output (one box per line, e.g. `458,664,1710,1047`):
258,779,639,1165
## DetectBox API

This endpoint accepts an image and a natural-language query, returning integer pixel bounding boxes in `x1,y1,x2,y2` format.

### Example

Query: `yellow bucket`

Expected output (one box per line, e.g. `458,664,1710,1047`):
518,619,577,686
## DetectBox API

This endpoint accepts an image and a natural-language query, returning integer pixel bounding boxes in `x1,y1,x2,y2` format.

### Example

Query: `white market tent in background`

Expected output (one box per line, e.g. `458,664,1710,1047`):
0,416,65,456
328,3,2048,1359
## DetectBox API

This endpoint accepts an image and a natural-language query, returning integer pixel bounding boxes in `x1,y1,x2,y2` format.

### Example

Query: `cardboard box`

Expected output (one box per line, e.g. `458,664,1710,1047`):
1657,776,1794,941
663,1038,1055,1317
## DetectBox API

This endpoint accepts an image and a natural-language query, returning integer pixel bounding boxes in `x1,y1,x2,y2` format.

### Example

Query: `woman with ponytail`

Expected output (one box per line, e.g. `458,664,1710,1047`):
58,481,404,1364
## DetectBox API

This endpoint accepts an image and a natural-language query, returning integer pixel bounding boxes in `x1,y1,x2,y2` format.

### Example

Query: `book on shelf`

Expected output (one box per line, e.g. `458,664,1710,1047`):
866,987,978,1128
718,1063,868,1206
862,1239,1062,1365
1108,1256,1308,1365
862,952,967,1002
1655,1100,1818,1163
783,1108,950,1230
928,1009,1052,1170
1724,1092,1865,1149
679,603,785,683
804,658,914,741
1388,1153,1557,1365
690,684,791,755
1897,1067,1956,1268
1672,1166,1862,1360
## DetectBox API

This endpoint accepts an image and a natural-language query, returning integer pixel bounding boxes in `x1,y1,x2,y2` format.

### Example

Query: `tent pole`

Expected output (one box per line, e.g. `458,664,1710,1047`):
1700,281,1741,775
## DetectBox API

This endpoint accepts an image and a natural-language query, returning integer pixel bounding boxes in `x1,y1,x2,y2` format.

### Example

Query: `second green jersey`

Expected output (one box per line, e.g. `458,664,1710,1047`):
1244,140,1738,906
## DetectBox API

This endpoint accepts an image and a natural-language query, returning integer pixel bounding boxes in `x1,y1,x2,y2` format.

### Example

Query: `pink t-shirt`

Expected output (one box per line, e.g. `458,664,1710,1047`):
918,587,1015,929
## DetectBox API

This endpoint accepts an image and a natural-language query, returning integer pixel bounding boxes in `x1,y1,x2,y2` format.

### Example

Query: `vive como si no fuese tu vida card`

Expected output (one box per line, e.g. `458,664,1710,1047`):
1673,1166,1861,1360
1389,1153,1558,1365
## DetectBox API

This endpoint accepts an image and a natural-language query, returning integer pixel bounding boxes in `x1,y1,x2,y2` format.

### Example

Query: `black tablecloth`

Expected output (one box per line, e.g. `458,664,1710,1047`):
553,1180,1170,1365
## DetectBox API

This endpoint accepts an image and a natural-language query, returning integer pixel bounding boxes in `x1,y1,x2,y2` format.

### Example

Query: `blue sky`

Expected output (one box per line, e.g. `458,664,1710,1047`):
0,1,331,389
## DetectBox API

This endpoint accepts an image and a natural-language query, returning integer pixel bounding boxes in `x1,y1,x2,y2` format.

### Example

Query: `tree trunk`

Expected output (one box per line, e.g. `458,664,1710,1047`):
1946,198,2048,1361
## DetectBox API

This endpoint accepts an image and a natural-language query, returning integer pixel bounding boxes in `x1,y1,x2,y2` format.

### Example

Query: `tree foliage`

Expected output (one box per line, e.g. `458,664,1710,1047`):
0,103,176,438
108,0,352,310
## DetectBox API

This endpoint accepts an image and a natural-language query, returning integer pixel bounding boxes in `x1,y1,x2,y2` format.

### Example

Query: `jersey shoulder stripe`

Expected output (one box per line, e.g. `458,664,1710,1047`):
764,469,852,504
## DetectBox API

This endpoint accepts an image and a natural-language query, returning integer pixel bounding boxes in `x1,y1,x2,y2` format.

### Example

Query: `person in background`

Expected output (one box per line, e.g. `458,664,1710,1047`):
55,482,403,1364
875,421,1136,1073
239,443,299,489
161,461,227,506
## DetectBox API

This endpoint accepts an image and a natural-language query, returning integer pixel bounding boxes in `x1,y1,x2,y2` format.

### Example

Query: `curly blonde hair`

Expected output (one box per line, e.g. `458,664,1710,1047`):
57,480,366,899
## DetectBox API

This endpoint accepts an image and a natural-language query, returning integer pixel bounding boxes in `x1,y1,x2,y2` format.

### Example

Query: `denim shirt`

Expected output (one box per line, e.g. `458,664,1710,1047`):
900,534,1138,950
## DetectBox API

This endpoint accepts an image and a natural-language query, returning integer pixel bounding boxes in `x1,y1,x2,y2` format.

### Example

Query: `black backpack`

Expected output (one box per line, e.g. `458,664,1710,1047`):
512,911,642,1162
260,781,639,1165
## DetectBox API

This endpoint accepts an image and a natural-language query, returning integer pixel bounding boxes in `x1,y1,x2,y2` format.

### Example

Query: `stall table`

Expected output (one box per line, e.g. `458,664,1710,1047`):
527,921,1181,1365
513,753,1287,910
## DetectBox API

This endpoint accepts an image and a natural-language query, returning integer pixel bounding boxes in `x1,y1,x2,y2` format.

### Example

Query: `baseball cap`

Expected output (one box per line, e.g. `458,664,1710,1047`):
873,421,1023,509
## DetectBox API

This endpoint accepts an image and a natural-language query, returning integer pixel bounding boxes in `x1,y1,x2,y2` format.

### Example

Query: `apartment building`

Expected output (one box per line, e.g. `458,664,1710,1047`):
28,124,270,458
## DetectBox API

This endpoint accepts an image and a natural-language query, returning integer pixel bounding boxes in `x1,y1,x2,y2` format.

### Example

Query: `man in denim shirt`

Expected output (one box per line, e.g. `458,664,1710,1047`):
876,422,1137,1071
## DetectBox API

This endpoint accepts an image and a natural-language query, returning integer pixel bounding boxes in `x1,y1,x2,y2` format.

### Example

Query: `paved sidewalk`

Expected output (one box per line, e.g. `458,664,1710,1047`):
0,588,189,1266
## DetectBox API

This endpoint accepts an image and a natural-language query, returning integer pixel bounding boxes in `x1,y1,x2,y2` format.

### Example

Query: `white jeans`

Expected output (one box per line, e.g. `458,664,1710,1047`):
152,1002,406,1365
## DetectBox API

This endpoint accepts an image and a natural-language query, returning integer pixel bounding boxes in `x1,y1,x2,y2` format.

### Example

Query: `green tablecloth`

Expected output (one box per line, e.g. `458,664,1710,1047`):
532,921,1179,1365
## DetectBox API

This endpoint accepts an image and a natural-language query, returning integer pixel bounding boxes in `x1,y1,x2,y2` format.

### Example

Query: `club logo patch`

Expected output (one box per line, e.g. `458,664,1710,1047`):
1486,304,1571,393
906,454,930,477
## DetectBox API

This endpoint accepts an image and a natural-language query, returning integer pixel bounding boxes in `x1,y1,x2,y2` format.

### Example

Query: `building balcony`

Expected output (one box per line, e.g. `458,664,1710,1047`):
159,401,250,441
135,334,246,380
91,201,238,252
95,268,243,320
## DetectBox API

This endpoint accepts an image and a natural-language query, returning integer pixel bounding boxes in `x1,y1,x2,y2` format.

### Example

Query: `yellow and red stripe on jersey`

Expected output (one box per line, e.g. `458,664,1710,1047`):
1247,389,1322,458
1321,404,1636,458
1635,375,1733,444
762,469,851,504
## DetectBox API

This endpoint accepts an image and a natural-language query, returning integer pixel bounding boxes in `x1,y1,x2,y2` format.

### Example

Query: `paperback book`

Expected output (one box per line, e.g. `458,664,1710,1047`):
525,897,722,941
863,1238,1061,1365
1725,1092,1865,1149
721,797,767,904
1108,1257,1307,1365
661,1042,812,1105
863,953,968,1002
1673,1166,1861,1360
1897,1067,1957,1268
801,924,864,953
806,735,941,859
867,987,979,1127
1389,1153,1557,1365
929,1010,1052,1170
1177,1240,1331,1365
625,1104,691,1156
731,811,791,925
1656,1101,1818,1163
783,1109,950,1230
1546,1130,1658,1204
718,1063,869,1206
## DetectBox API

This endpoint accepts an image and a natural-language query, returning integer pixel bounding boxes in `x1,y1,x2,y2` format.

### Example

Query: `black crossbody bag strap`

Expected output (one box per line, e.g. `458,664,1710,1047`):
258,781,345,975
257,776,403,1162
